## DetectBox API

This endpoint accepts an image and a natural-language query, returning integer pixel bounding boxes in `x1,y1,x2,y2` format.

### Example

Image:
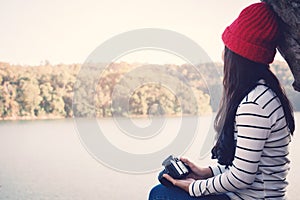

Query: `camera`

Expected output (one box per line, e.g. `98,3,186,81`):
158,155,190,187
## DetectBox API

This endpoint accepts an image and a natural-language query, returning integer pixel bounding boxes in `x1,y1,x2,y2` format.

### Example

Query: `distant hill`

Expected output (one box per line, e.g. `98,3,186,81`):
270,61,300,111
0,61,299,120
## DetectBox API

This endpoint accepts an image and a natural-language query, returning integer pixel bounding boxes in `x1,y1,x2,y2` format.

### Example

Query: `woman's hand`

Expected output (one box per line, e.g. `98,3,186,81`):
162,157,213,193
162,174,195,192
180,157,213,180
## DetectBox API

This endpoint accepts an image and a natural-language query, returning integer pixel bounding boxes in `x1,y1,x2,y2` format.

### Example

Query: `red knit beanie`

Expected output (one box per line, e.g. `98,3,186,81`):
222,2,279,64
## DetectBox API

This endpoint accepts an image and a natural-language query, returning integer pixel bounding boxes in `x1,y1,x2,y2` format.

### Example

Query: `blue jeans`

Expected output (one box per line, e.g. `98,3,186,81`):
149,184,230,200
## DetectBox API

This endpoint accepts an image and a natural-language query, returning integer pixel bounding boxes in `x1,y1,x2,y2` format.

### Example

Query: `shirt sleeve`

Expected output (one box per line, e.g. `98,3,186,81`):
189,102,272,197
209,165,227,176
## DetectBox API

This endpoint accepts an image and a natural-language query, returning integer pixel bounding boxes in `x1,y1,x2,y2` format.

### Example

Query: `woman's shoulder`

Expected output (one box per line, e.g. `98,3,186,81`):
238,82,283,120
241,82,277,106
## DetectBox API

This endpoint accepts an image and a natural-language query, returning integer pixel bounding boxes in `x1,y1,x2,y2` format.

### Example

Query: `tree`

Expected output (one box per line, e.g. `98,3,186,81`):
39,82,54,114
262,0,300,92
16,78,42,117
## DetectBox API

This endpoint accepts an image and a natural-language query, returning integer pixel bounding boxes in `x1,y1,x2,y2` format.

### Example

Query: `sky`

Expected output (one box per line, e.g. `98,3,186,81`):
1,0,284,65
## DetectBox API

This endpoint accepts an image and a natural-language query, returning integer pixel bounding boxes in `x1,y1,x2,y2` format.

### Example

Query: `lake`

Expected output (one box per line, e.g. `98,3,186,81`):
0,113,299,199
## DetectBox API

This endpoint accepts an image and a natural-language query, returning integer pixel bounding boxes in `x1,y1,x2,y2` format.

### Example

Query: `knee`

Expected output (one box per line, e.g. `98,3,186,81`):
148,184,165,200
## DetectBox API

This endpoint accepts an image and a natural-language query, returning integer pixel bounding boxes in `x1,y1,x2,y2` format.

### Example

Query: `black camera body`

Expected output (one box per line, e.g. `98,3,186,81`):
158,155,190,187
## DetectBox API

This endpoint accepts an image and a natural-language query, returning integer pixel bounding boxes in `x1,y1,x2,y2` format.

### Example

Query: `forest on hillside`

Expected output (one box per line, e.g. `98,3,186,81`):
0,61,299,120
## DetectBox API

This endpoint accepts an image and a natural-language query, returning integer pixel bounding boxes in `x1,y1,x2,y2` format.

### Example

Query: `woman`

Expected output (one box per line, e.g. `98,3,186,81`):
149,2,295,200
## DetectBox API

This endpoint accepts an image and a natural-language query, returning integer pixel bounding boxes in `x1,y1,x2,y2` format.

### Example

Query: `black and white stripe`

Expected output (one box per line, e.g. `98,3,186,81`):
189,83,291,200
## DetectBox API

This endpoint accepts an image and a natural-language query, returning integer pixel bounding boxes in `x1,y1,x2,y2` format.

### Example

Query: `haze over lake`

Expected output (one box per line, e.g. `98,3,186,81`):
0,113,299,199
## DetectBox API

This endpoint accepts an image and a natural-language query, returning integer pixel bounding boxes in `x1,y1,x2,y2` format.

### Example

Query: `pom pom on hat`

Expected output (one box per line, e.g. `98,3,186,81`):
222,2,280,64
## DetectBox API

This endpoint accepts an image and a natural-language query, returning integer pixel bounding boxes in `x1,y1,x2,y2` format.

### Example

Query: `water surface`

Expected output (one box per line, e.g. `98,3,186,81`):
0,114,299,199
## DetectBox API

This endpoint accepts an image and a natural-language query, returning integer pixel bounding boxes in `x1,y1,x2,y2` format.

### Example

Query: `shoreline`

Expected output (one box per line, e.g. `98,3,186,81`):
0,113,214,121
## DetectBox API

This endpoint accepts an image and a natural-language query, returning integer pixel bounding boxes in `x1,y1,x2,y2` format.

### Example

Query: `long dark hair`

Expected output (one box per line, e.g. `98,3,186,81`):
211,47,295,166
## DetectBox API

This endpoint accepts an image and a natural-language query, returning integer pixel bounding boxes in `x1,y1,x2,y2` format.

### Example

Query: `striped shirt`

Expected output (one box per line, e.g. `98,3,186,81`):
189,82,292,200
